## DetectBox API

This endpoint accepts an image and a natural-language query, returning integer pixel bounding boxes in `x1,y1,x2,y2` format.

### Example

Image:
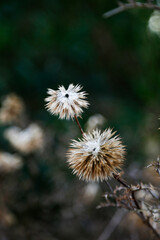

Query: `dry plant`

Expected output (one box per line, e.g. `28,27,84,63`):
0,94,25,125
0,152,22,173
0,93,47,231
4,124,44,154
0,93,45,155
45,84,160,239
103,0,160,18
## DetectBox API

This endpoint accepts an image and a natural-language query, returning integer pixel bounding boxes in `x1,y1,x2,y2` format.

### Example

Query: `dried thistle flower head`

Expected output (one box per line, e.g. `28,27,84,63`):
45,84,89,119
0,152,22,173
4,124,44,154
0,94,25,124
67,128,125,181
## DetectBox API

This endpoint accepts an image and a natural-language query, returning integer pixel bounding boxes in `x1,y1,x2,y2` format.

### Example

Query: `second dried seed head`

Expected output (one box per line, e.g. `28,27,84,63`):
67,128,125,182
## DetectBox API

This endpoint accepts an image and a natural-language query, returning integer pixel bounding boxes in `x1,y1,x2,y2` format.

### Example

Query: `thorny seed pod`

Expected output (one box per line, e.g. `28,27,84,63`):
67,128,125,181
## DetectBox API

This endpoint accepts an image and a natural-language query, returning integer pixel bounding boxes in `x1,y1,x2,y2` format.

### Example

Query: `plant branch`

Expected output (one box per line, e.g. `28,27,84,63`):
112,173,160,238
113,173,130,188
103,1,160,18
74,115,84,136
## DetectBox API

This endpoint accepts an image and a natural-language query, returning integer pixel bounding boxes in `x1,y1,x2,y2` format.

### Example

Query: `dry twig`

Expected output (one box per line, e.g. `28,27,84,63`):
103,1,160,18
102,176,160,239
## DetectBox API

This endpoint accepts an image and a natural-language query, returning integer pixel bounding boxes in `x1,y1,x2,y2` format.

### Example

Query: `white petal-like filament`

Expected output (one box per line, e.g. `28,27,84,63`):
45,84,89,120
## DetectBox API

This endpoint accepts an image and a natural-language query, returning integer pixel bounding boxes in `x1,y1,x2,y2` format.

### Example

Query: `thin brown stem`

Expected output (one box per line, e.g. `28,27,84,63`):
74,115,84,136
131,191,141,211
103,1,160,18
113,173,130,188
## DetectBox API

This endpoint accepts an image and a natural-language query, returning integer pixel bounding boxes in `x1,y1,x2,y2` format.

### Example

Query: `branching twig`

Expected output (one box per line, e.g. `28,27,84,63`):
73,112,160,238
112,174,160,239
103,1,160,18
113,173,130,188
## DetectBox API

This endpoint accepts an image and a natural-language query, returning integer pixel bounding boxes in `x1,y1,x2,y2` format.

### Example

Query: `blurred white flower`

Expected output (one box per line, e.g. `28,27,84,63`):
85,114,106,132
0,152,22,172
148,11,160,36
45,84,89,120
4,124,44,154
0,94,25,124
